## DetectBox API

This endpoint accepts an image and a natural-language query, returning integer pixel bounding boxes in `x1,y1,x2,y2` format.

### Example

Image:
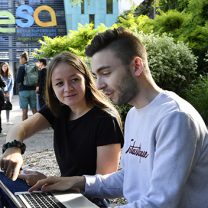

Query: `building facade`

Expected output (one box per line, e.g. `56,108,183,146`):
64,0,118,32
64,0,143,32
0,0,66,63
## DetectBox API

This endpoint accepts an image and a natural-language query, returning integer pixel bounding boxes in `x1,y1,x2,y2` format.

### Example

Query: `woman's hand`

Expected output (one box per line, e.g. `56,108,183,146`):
18,169,47,186
4,92,9,97
0,148,23,181
29,176,86,193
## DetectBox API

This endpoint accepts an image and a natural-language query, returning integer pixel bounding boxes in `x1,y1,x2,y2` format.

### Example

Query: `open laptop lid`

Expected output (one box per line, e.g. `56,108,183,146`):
0,180,24,208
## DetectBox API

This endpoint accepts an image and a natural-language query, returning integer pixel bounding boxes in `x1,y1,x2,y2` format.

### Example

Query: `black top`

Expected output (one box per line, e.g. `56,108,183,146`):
37,68,46,96
0,75,6,108
39,106,124,176
16,64,36,91
0,75,6,88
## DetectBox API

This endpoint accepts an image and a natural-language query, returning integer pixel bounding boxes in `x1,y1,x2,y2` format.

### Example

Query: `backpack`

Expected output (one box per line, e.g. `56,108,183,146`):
23,63,38,86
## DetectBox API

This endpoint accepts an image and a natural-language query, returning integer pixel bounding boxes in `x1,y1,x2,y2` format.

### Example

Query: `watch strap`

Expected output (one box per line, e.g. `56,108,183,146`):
2,140,26,154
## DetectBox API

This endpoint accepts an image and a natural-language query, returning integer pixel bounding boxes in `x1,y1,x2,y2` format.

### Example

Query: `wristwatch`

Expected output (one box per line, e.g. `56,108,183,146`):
2,140,26,154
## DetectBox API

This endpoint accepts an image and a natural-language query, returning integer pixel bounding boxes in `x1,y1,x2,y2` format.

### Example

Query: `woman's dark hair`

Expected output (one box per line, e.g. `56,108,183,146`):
38,58,47,66
20,51,29,62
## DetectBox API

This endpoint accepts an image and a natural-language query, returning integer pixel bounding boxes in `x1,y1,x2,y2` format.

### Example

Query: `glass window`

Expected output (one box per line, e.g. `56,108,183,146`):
106,0,113,14
89,14,95,25
81,1,84,14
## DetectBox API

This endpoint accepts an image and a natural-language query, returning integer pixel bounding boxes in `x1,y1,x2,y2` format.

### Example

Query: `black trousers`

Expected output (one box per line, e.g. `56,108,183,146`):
0,110,2,133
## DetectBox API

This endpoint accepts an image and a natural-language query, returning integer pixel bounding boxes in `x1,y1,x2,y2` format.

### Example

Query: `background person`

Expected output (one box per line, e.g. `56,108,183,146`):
0,62,14,125
29,28,208,208
36,58,47,111
0,52,123,208
0,75,6,136
16,51,37,120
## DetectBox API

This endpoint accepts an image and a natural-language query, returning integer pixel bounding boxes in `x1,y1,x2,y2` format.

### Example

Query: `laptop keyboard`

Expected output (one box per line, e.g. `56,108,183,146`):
21,192,66,208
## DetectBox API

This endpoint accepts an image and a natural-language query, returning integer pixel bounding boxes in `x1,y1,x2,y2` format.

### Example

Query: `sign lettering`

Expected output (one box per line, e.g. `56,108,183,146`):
0,5,57,33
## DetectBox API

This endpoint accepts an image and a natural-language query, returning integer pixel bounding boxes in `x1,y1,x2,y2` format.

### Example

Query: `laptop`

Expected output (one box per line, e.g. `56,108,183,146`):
0,180,98,208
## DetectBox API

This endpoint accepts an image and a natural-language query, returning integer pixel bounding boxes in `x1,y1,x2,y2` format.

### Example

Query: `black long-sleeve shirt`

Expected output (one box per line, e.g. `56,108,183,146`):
37,67,46,96
0,75,6,108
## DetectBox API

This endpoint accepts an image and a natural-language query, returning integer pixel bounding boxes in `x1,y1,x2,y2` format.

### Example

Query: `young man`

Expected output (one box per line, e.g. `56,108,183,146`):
16,52,37,120
36,58,47,110
16,28,208,207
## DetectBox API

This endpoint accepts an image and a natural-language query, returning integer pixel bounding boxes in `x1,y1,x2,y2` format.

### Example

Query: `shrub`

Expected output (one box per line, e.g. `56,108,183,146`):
183,75,208,124
116,104,131,123
151,10,189,35
135,32,197,95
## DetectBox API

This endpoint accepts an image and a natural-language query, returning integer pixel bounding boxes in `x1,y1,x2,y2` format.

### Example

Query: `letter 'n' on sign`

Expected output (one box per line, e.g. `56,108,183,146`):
34,5,57,27
0,11,15,33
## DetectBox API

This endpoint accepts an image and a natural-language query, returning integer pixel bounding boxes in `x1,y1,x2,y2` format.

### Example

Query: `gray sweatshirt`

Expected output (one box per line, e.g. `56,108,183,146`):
85,91,208,208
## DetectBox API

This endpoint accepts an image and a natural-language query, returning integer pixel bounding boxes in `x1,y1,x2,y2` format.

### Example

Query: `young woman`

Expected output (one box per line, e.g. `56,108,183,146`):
0,52,123,207
0,62,14,125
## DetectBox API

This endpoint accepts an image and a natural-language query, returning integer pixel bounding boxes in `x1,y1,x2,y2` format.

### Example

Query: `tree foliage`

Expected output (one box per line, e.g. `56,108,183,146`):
34,24,107,59
183,75,208,123
136,32,197,94
134,0,155,18
158,0,189,12
122,0,208,74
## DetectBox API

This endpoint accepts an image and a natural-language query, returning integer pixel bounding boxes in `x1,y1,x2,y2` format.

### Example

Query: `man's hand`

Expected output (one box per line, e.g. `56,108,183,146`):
18,170,47,186
0,147,23,181
29,176,86,193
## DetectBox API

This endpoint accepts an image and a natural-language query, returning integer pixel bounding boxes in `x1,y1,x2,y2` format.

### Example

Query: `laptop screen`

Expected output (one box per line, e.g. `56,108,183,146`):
0,180,24,208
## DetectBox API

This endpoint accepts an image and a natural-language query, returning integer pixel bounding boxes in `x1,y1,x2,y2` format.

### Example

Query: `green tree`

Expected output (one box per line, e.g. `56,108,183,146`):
134,0,155,18
34,24,107,59
188,0,208,24
132,0,208,74
158,0,189,12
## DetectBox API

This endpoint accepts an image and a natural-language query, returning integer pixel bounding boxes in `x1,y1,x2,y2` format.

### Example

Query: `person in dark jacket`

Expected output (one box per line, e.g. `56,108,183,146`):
0,75,6,136
36,58,47,110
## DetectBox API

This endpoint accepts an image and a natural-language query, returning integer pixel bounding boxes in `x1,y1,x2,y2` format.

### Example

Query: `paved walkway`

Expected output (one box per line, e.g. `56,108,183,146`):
0,95,53,156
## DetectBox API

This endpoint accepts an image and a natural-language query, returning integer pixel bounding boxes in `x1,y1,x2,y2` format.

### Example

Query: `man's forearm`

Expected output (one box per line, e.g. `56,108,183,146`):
71,176,86,193
84,170,124,198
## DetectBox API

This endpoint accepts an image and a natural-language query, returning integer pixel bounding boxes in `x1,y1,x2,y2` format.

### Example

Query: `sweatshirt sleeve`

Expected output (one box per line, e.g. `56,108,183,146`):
84,169,124,199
